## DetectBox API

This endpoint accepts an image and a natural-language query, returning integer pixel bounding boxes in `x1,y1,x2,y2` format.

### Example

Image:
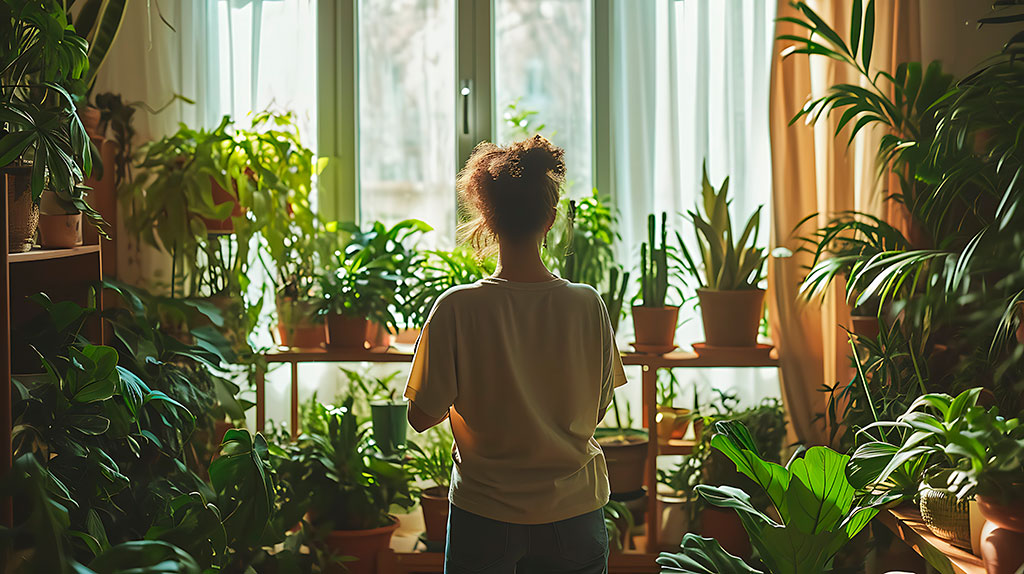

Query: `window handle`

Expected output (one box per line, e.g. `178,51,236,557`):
461,80,472,135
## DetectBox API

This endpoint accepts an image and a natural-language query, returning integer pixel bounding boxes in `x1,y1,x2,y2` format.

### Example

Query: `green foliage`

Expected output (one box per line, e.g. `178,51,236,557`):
67,0,129,98
407,426,454,490
501,98,546,141
602,266,630,333
0,0,94,202
660,421,879,574
405,246,497,329
603,499,634,554
637,212,685,307
678,162,767,291
658,534,761,573
547,189,619,288
851,387,1024,505
319,219,430,330
274,396,413,531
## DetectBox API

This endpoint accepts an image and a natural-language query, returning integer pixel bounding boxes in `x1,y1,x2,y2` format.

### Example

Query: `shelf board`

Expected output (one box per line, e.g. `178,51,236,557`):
622,348,778,368
8,244,100,264
878,506,984,574
658,438,697,456
265,347,778,368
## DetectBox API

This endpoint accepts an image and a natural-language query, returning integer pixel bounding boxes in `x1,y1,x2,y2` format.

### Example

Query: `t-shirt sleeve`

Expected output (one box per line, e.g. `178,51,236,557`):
598,294,628,412
404,295,458,419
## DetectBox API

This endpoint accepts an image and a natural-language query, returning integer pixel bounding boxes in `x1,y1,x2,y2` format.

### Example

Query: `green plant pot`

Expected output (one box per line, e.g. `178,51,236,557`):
370,401,408,457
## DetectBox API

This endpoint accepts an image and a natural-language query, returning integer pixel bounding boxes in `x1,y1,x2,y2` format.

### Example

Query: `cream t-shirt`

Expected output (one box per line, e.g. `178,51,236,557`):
404,276,628,525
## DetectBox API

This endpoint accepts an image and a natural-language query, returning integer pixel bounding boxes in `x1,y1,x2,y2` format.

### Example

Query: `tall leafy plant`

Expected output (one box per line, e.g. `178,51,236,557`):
658,421,881,574
677,162,766,291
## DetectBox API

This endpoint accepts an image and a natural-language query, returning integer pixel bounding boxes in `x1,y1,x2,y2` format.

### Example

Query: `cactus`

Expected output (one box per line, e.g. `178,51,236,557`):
639,212,671,307
602,266,630,332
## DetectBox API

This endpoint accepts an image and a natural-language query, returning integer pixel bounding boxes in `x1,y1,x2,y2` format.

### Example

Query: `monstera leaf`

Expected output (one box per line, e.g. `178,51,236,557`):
658,534,764,573
669,421,881,574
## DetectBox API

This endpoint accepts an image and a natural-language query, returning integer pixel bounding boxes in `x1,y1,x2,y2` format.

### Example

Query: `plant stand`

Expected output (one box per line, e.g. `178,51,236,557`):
257,345,781,567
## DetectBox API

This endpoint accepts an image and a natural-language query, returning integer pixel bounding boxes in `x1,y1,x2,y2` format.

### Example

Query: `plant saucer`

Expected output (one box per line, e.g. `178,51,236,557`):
630,342,677,355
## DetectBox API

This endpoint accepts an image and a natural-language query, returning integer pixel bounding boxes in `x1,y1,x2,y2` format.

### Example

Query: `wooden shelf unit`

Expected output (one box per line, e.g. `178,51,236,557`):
258,344,779,561
878,506,985,574
2,174,106,529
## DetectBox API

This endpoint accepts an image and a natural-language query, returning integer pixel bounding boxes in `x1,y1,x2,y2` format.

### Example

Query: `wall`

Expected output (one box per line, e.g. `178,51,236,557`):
919,0,1016,77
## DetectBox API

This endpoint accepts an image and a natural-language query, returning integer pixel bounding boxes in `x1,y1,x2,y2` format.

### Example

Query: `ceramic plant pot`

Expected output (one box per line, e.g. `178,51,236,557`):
420,486,449,544
978,497,1024,574
919,487,972,549
370,401,408,457
324,314,369,349
850,314,880,339
631,306,679,349
595,428,649,494
322,516,400,574
38,213,82,248
656,406,692,443
5,166,37,253
276,297,324,348
697,288,765,347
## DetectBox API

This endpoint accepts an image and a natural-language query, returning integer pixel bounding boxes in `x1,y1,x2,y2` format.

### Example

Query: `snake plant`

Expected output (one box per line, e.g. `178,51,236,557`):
678,162,767,291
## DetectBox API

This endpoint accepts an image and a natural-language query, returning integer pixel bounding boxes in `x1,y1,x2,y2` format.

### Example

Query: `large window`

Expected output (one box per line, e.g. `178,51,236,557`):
494,0,593,196
358,0,456,247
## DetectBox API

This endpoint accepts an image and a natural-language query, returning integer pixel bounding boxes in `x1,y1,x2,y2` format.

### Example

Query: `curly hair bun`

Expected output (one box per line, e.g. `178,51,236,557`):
459,135,567,250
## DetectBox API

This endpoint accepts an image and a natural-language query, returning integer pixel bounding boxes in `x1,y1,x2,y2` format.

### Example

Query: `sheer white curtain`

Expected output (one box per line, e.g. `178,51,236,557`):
610,0,779,418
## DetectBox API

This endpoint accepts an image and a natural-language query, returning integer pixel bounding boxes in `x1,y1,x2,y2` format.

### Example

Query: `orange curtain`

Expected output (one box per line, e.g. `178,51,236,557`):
768,0,921,446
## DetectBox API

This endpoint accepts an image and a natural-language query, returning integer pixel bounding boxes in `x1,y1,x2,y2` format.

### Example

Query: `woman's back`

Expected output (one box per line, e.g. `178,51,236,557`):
405,276,625,524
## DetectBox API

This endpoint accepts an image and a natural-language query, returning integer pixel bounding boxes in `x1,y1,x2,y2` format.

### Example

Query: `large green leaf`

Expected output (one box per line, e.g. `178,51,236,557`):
785,447,855,534
657,534,764,574
711,422,791,519
208,429,274,547
87,540,201,574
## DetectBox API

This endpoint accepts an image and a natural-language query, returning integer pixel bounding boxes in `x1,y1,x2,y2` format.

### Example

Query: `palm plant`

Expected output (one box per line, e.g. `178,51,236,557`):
404,246,497,329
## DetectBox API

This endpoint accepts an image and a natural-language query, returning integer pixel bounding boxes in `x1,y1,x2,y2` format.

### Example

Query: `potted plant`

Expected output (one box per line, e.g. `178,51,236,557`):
319,219,430,349
2,1,98,252
655,369,692,444
404,246,497,330
595,396,649,496
604,499,635,554
290,396,413,574
632,212,683,352
677,162,767,348
407,427,454,547
343,368,409,458
657,421,884,573
37,181,107,248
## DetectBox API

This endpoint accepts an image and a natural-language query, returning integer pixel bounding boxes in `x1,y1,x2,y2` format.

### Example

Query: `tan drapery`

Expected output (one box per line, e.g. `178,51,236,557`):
768,0,921,446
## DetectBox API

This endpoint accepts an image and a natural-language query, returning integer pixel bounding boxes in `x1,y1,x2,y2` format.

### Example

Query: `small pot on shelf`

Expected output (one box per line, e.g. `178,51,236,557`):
321,516,400,574
919,487,972,550
977,496,1024,574
39,189,82,248
276,296,324,348
420,485,449,544
631,305,679,352
595,428,649,494
4,165,37,253
700,505,751,559
323,314,369,349
696,288,765,347
370,400,408,458
656,406,692,443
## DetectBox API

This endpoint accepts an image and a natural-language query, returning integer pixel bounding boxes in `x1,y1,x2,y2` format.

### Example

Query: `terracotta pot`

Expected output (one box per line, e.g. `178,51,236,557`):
420,486,449,543
324,314,369,349
322,517,399,574
38,213,82,248
365,320,393,349
4,166,37,253
631,306,679,347
82,139,118,276
595,428,649,494
977,496,1024,533
656,406,692,443
697,288,765,347
276,297,324,348
700,506,751,559
78,106,103,141
919,488,971,549
851,314,880,340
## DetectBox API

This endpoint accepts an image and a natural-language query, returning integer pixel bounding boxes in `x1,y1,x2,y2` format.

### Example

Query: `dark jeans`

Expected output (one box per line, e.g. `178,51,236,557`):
445,504,609,574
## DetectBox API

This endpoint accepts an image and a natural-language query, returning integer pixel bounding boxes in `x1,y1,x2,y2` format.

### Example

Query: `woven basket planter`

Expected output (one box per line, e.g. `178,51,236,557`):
920,487,972,550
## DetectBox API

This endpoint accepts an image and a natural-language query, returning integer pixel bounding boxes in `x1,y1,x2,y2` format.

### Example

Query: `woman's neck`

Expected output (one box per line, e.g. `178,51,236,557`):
493,238,556,283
